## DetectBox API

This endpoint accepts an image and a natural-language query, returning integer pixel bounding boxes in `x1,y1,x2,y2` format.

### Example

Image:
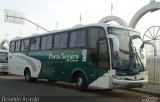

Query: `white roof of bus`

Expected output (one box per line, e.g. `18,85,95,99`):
11,23,139,41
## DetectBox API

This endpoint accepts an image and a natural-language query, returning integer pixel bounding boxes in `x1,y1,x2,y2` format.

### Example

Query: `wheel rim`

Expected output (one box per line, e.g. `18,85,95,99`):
77,77,82,87
25,72,30,81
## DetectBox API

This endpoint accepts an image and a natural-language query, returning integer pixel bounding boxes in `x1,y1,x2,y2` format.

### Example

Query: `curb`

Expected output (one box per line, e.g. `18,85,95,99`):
128,88,160,96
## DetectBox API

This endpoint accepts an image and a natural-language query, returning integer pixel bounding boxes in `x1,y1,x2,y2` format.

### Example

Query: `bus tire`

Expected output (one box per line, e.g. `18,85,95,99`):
24,69,37,82
76,73,87,92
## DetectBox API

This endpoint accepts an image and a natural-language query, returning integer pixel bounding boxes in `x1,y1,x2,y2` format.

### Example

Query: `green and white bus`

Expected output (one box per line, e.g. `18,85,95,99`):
8,24,148,91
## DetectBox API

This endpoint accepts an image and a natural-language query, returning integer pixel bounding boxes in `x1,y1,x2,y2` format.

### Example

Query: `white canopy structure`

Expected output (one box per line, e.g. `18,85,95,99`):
0,39,9,50
129,2,160,28
98,16,128,27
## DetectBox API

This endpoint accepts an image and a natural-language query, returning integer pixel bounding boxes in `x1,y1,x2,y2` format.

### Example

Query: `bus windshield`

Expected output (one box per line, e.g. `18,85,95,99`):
108,27,146,73
0,52,8,63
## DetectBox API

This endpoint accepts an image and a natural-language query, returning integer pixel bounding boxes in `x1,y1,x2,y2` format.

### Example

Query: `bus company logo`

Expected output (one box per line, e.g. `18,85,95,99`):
49,53,79,62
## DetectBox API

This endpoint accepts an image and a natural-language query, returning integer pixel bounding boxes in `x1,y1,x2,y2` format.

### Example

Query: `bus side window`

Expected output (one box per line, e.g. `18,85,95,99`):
60,33,68,48
69,32,77,48
15,40,21,52
10,41,16,52
69,30,86,48
88,27,105,49
54,34,60,49
46,35,53,49
30,37,40,51
88,27,106,65
21,39,30,51
41,35,53,50
77,30,85,47
41,36,47,50
30,38,36,50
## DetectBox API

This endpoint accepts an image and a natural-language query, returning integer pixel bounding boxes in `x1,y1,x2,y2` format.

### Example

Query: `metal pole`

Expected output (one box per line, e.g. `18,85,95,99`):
7,15,49,32
24,18,49,32
154,40,156,84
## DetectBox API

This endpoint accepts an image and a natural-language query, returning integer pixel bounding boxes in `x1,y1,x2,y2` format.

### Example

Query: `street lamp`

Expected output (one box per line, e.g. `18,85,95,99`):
6,15,49,32
4,9,49,33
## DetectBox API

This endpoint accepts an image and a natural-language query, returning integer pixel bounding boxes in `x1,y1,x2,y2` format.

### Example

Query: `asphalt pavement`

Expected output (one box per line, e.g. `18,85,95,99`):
0,74,159,102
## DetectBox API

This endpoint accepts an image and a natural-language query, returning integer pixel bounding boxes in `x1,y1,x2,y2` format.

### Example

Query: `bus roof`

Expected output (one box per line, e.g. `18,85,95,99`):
11,23,139,41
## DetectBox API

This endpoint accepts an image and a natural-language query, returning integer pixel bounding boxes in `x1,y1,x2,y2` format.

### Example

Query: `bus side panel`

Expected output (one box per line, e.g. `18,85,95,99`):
25,49,109,87
28,49,102,84
44,49,84,82
8,53,24,76
8,52,41,78
52,49,108,85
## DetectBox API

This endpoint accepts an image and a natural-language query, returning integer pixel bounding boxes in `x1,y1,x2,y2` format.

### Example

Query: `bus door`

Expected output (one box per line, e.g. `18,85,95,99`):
96,39,110,88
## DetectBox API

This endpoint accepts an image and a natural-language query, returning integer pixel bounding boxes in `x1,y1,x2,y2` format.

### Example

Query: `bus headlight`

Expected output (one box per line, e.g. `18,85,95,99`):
112,75,125,80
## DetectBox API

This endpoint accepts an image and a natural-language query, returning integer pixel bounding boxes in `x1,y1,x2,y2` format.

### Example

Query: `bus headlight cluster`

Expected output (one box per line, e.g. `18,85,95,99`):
112,75,125,80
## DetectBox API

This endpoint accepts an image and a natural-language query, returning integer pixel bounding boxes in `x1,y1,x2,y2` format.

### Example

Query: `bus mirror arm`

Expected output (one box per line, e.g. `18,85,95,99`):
107,34,119,51
142,40,157,56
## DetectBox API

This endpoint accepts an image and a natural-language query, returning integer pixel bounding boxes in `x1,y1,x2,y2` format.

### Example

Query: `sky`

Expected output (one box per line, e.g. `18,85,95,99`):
0,0,160,41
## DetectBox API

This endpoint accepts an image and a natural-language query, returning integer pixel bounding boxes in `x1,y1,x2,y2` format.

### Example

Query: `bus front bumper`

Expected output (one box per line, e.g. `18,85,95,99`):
111,78,148,89
0,66,8,73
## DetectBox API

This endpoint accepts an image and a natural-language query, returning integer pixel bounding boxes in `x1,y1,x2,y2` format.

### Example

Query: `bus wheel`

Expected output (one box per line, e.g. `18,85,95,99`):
24,69,32,82
76,73,87,92
24,69,37,82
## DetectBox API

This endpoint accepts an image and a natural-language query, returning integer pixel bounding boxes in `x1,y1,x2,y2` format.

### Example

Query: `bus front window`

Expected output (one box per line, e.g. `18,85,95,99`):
108,27,146,73
0,52,8,63
129,31,146,70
